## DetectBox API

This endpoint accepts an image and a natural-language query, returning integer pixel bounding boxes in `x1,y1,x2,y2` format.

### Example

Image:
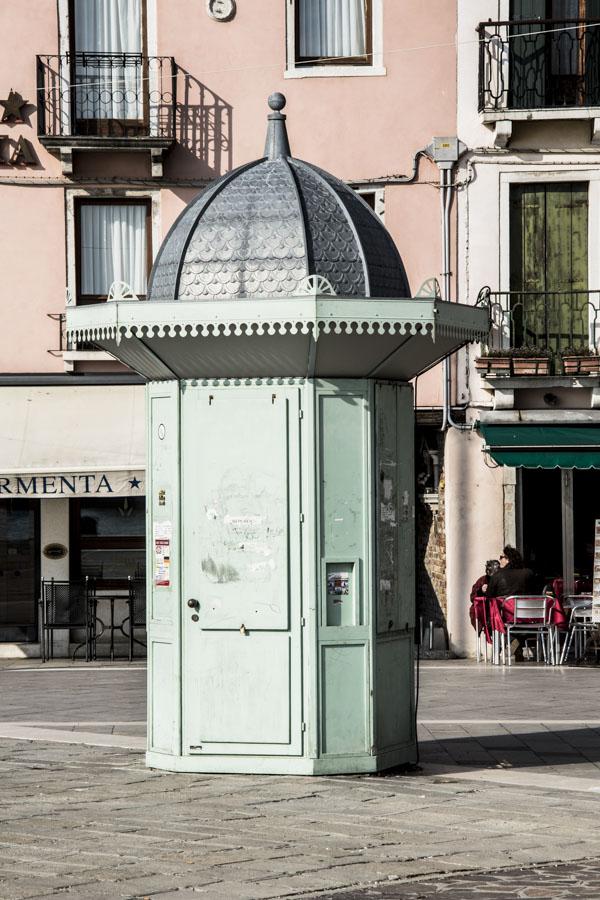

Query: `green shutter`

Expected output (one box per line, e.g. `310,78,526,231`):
510,183,588,352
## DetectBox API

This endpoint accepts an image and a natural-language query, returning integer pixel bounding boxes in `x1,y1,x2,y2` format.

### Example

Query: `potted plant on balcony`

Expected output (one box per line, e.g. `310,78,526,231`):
560,345,600,375
474,349,512,376
507,346,551,376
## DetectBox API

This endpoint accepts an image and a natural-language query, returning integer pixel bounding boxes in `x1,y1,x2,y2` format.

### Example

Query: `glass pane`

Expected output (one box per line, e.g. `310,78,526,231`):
81,549,145,580
0,500,38,635
573,470,600,587
521,469,563,585
298,0,367,59
80,497,145,537
73,0,143,121
79,204,147,297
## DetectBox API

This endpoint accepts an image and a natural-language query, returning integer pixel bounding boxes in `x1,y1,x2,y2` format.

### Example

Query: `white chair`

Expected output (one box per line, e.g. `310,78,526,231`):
503,595,556,666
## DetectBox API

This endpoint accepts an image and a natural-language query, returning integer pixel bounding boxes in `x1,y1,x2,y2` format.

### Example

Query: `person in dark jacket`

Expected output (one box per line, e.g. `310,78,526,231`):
470,559,500,602
485,545,538,598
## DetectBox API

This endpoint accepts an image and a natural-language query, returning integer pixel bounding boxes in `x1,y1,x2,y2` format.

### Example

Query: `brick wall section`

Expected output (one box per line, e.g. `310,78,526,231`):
416,467,447,625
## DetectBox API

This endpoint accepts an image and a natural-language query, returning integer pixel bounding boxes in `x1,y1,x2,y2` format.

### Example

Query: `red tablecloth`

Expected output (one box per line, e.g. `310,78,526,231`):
470,596,493,643
470,595,568,643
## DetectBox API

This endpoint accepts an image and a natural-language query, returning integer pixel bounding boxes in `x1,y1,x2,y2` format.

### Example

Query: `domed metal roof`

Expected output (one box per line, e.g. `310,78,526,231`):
148,94,410,302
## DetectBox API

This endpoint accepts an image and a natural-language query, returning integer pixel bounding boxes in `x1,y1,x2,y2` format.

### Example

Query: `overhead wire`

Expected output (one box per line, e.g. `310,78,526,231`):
35,20,600,91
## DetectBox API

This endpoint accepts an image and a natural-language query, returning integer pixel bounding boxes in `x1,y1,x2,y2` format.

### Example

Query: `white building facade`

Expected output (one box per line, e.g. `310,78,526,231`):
448,0,600,655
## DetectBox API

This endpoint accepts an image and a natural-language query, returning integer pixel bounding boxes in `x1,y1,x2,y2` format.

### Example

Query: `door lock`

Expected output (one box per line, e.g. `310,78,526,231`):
187,598,199,609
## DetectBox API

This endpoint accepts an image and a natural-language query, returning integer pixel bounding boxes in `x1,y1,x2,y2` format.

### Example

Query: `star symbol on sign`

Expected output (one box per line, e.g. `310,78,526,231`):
0,90,28,124
129,477,142,490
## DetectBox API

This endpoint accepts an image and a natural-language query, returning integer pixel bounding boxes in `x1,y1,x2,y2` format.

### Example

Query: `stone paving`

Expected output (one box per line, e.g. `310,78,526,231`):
0,660,600,898
319,860,600,898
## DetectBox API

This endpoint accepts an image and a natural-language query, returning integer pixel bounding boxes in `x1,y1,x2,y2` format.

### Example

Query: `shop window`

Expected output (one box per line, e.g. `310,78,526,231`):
70,497,145,587
289,0,383,74
0,500,39,643
76,200,151,304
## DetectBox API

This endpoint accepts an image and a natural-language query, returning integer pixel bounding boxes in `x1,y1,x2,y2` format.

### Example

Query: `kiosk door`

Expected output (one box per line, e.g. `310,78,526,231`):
181,384,303,757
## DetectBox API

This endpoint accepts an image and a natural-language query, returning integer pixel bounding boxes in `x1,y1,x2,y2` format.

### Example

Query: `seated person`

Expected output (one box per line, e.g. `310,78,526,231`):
486,545,538,598
470,559,499,602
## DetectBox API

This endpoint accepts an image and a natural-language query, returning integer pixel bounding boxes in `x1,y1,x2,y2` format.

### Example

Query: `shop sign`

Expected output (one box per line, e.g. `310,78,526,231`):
0,470,144,498
43,543,68,560
0,90,37,166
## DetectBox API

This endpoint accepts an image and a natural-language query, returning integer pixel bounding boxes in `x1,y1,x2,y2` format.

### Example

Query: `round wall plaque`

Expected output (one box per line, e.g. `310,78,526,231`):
158,423,166,440
207,0,236,21
43,543,68,560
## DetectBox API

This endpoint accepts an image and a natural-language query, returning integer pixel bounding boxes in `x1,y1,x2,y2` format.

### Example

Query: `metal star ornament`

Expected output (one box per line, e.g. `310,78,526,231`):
0,90,28,123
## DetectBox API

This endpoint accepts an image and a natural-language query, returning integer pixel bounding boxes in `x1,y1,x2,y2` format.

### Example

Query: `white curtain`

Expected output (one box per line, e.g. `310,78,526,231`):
299,0,367,60
74,0,142,120
80,204,147,297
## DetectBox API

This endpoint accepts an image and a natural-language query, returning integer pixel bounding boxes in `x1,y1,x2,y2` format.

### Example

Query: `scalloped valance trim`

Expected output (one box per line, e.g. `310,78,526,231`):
68,318,487,344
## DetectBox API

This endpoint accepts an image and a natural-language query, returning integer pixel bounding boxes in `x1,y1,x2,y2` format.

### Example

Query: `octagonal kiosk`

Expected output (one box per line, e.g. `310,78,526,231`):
67,95,488,775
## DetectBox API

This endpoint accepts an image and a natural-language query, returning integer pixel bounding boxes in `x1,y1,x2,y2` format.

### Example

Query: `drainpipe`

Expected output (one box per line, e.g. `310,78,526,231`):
427,137,471,432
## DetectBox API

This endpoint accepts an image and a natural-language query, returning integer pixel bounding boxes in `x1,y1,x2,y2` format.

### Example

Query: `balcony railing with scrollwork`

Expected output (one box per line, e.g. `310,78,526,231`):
478,287,600,360
478,19,600,112
37,53,176,139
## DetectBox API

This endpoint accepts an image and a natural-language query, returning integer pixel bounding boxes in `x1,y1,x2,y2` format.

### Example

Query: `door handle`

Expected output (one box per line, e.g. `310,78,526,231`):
187,598,199,609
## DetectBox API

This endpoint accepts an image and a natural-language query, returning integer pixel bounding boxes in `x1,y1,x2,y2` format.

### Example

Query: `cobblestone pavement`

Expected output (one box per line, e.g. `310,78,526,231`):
1,660,600,898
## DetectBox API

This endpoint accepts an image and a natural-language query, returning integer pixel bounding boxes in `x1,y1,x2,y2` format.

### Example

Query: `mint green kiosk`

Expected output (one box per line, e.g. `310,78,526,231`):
68,95,488,774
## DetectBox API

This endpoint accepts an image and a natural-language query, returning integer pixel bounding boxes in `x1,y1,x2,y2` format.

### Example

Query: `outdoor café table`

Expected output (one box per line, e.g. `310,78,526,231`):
488,595,568,664
470,595,493,661
91,589,130,661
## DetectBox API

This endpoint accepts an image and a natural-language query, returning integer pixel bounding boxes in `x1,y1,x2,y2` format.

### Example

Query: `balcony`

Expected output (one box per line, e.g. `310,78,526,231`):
479,287,600,372
37,53,177,176
48,311,113,369
478,19,600,144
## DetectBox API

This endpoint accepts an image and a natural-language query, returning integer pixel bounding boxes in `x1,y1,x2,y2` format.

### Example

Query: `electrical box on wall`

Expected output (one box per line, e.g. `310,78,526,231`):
428,136,465,167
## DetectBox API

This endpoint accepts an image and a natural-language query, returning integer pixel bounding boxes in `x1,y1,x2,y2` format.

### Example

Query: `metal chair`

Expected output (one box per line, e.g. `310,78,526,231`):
503,595,556,666
560,597,596,664
121,576,147,661
40,577,95,662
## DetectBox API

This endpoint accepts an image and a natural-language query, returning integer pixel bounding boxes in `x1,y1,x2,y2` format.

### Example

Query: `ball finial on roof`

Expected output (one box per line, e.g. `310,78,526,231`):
268,92,286,112
264,92,290,160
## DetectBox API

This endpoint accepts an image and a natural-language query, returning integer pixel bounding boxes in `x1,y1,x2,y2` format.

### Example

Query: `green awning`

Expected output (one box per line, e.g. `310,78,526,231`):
480,424,600,469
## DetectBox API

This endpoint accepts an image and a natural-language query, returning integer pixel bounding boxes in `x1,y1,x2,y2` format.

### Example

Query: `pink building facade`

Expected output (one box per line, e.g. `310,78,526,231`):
0,0,457,655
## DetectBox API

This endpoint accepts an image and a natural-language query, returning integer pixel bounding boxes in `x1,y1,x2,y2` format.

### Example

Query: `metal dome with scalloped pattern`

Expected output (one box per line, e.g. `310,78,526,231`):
148,94,411,302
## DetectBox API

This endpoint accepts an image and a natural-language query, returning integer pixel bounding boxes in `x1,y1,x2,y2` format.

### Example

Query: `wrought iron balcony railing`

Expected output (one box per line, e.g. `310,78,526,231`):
478,19,600,112
479,287,600,359
48,312,97,354
37,53,177,140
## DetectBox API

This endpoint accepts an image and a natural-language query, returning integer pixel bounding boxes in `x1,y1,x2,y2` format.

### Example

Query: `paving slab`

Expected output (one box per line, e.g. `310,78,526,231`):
1,660,600,896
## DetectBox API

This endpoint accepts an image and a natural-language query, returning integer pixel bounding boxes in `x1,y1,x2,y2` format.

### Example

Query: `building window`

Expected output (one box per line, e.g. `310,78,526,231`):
296,0,371,66
287,0,383,76
509,182,589,354
354,187,385,220
510,0,600,109
70,497,145,587
76,200,150,303
71,0,146,131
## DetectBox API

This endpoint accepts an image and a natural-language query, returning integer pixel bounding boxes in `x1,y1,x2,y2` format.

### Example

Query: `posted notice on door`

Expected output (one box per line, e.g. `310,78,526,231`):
154,520,172,587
